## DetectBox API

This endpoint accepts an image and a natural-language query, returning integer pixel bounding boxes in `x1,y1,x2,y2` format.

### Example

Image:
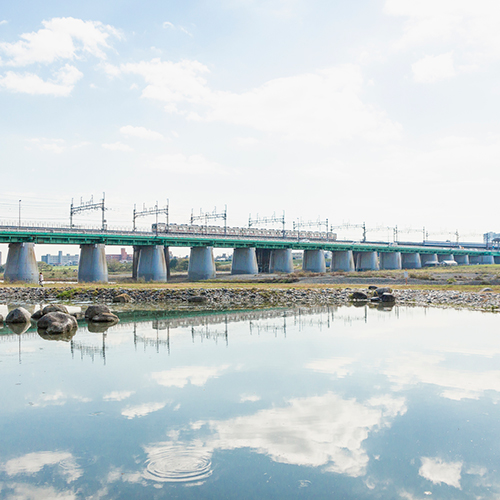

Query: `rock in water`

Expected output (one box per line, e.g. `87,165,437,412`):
376,287,393,297
85,304,111,320
6,307,32,324
37,312,78,334
42,304,69,315
381,293,396,303
351,291,368,300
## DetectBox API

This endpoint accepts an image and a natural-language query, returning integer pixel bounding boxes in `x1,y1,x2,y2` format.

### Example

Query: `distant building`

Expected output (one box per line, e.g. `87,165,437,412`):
42,251,79,266
106,248,133,262
484,232,500,248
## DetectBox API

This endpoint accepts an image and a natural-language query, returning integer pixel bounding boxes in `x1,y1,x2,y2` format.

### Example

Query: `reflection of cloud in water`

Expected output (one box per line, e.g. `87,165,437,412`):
240,394,261,403
385,354,500,400
152,365,230,388
103,390,135,401
121,401,168,419
419,457,462,488
0,483,78,499
202,393,406,478
305,357,355,378
31,390,91,407
142,441,213,483
3,451,82,483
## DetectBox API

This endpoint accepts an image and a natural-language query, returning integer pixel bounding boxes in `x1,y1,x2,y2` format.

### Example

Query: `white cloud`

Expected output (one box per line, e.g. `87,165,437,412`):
419,457,462,488
412,52,456,83
0,64,83,96
149,153,227,175
0,20,8,26
152,365,230,388
235,137,260,147
26,138,66,154
121,402,167,419
103,390,134,401
102,142,133,152
112,59,401,145
385,0,500,71
162,21,193,36
0,17,120,66
3,451,82,483
120,125,164,141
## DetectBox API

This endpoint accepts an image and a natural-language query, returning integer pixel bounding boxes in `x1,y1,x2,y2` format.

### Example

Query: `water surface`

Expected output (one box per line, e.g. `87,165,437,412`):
1,305,500,499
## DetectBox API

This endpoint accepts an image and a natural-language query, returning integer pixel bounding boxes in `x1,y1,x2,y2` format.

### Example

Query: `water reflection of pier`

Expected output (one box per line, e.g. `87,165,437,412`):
1,304,398,361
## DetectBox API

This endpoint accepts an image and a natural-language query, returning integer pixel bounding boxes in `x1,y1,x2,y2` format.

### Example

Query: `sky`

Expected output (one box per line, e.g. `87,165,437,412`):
1,0,499,258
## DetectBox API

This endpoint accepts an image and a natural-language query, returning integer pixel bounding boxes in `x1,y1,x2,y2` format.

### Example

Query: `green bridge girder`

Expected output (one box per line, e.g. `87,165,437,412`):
0,227,498,257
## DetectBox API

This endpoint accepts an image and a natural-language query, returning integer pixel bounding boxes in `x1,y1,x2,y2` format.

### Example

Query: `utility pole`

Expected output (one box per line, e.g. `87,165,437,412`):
18,200,21,228
133,201,169,233
191,205,227,234
249,211,286,238
70,193,107,230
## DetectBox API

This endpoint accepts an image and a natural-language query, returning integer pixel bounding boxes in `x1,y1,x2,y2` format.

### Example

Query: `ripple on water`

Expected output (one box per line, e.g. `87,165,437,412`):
143,444,212,483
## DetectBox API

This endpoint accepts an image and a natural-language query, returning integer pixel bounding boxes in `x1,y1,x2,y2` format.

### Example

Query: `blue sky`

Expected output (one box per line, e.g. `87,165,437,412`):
1,0,499,253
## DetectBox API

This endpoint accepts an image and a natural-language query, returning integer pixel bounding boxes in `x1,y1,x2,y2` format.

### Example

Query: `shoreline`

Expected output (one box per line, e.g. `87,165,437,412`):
1,284,500,314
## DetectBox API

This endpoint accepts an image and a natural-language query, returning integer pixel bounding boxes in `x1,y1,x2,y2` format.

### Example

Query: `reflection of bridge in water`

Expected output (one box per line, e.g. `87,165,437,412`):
0,304,397,362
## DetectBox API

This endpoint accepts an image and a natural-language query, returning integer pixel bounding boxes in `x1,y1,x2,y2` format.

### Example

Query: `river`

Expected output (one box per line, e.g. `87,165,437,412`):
1,304,499,499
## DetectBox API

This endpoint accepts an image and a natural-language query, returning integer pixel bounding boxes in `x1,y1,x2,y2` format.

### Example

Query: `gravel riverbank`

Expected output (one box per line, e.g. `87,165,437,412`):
1,286,500,313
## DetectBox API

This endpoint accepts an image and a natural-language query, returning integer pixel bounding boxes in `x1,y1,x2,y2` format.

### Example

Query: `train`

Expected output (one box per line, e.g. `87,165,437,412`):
151,223,337,242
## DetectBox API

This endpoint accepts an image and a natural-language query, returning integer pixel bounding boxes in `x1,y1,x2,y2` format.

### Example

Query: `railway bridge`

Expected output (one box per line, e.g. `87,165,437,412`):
2,225,499,283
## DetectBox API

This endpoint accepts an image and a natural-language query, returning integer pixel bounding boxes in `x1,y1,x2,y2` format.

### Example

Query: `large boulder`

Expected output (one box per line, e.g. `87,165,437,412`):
350,291,368,301
31,310,44,321
381,293,396,303
6,307,32,324
85,304,112,320
42,304,69,315
376,287,393,297
37,312,78,335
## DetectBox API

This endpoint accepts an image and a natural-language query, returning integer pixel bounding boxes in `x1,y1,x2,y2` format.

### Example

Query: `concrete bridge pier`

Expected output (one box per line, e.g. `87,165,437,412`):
454,254,470,265
132,246,140,280
437,254,455,264
420,254,439,267
256,249,272,273
78,244,108,283
331,251,355,272
302,249,326,272
4,242,38,283
137,245,167,282
379,252,402,270
470,255,495,265
188,247,216,280
356,251,379,271
231,248,259,275
401,253,421,269
269,249,294,273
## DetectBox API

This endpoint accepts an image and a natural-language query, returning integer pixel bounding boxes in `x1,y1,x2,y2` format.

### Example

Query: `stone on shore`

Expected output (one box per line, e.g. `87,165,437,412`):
351,291,368,300
37,312,78,334
6,307,32,324
113,293,132,303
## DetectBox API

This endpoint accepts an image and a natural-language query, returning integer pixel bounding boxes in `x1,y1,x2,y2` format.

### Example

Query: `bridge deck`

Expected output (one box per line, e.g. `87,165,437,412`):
0,226,497,256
